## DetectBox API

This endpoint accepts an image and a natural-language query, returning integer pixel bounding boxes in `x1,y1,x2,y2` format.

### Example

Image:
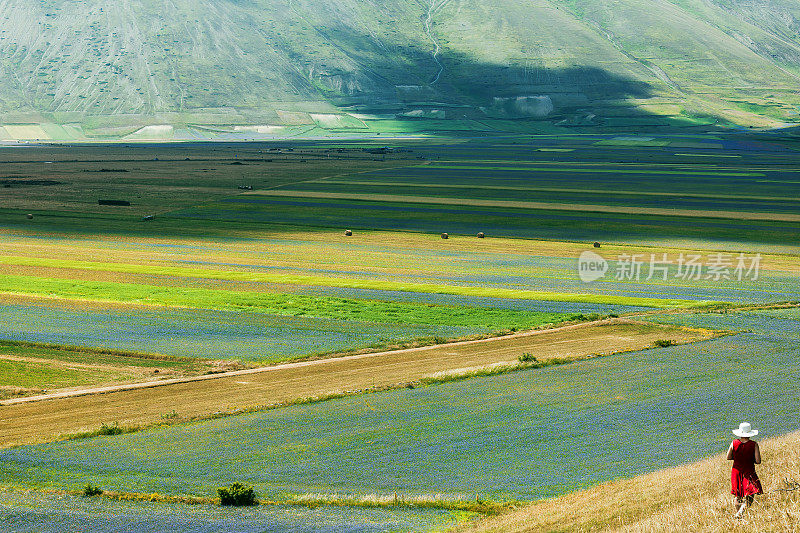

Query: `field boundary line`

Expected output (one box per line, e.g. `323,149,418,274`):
246,190,800,222
311,180,793,202
259,159,416,191
0,318,651,406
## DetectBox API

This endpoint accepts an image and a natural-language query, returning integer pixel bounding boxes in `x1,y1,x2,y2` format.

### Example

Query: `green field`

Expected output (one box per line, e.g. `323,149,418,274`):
0,270,696,310
0,357,122,394
0,294,579,364
0,342,205,399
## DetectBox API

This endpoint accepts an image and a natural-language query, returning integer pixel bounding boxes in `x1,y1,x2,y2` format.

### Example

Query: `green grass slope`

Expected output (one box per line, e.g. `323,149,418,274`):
0,0,798,135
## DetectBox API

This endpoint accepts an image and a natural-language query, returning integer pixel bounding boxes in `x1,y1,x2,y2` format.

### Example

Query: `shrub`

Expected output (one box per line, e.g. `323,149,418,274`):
570,313,601,322
218,482,257,506
98,422,124,435
653,339,675,348
82,484,103,497
518,352,537,363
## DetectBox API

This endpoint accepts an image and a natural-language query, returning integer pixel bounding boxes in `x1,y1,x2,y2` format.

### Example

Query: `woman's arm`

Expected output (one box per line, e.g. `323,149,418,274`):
754,442,761,464
727,441,735,460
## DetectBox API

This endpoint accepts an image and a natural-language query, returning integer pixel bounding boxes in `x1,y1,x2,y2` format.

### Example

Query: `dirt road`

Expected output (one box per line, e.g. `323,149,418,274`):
0,319,711,447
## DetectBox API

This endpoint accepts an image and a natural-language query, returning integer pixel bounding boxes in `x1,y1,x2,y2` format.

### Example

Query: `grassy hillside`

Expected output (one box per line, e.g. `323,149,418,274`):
462,430,800,532
0,0,799,137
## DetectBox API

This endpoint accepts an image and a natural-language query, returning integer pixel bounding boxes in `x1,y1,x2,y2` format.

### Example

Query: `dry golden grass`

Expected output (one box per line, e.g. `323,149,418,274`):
0,321,708,448
462,431,800,533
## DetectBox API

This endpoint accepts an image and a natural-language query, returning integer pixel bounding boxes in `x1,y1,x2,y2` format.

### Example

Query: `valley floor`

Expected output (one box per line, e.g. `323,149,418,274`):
0,136,798,532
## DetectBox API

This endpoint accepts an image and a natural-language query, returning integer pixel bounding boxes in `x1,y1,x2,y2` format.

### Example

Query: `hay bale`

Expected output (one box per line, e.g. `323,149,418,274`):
25,213,33,220
441,233,449,240
142,215,155,222
344,229,353,236
477,232,485,238
593,242,601,248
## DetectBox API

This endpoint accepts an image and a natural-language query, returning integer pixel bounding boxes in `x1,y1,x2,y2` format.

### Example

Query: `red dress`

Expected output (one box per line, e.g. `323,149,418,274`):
731,439,763,497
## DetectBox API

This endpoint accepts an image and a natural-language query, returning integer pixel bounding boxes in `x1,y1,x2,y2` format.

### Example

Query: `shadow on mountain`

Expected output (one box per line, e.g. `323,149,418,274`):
295,30,714,133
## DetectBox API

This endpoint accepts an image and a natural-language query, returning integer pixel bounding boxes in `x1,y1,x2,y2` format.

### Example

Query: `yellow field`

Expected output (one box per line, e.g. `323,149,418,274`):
3,227,796,277
0,320,711,448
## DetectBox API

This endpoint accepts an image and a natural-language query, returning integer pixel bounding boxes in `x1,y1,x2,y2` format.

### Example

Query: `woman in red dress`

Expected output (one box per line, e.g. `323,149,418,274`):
727,422,762,518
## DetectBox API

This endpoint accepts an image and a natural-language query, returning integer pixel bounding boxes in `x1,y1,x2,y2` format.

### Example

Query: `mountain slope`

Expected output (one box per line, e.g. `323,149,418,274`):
0,0,798,137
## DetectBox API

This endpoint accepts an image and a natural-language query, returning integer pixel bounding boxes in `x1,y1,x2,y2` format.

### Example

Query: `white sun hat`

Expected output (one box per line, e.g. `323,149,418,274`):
732,422,758,438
